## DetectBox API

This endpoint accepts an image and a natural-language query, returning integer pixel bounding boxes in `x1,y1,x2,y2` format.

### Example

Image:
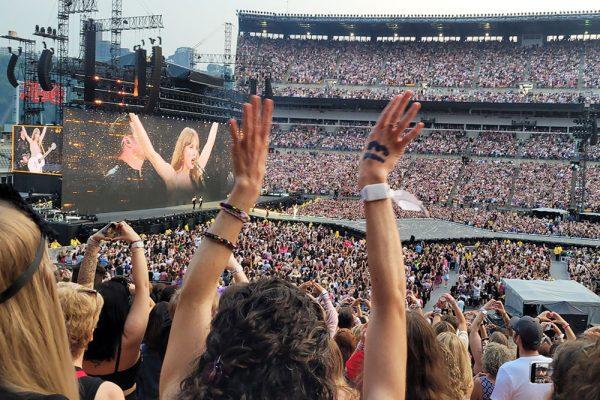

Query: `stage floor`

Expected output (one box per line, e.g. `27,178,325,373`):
95,196,280,223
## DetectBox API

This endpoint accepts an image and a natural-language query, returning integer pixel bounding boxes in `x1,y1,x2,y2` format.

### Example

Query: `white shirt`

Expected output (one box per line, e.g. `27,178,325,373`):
491,355,553,400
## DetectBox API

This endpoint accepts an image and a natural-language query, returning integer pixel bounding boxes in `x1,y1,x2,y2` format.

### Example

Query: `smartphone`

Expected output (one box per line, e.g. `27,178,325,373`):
101,222,118,239
530,362,552,384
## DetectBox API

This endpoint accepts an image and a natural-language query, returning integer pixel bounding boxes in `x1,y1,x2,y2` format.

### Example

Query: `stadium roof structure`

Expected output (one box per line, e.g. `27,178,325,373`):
238,10,600,37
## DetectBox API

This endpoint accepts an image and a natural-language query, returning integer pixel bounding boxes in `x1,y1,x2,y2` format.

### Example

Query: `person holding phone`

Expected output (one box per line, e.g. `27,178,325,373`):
79,221,152,399
491,315,552,400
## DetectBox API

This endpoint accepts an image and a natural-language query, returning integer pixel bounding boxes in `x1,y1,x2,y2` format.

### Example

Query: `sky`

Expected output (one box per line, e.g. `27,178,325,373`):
0,0,598,57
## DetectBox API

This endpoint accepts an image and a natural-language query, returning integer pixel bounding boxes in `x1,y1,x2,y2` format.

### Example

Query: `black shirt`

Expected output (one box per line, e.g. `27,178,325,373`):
103,160,165,210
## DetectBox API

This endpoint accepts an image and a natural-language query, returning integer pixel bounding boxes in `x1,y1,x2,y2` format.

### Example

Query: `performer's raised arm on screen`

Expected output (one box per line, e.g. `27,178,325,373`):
129,113,217,192
197,122,218,171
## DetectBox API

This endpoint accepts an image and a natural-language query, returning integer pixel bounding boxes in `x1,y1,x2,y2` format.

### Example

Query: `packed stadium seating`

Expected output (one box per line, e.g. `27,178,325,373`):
236,35,600,103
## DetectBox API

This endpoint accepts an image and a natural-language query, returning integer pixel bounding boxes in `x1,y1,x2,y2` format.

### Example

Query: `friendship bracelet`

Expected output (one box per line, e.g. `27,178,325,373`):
203,232,237,251
220,202,250,223
221,207,251,223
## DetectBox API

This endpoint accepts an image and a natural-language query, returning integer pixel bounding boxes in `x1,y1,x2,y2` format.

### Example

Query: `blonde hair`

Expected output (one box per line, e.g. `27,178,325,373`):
0,201,79,400
57,282,104,358
482,342,513,377
170,127,203,186
437,332,473,400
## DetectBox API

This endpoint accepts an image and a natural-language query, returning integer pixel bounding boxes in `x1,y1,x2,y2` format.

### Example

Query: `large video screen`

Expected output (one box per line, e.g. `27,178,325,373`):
62,108,233,213
12,125,63,175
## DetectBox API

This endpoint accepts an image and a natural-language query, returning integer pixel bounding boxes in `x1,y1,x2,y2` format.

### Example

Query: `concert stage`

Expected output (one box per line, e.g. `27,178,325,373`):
48,196,293,243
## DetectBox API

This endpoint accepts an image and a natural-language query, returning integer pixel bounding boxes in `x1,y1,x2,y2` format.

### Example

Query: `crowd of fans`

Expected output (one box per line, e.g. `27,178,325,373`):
511,162,572,209
263,150,594,211
521,134,576,159
1,92,599,400
269,124,594,162
568,247,600,293
238,36,600,89
273,84,600,104
287,198,600,239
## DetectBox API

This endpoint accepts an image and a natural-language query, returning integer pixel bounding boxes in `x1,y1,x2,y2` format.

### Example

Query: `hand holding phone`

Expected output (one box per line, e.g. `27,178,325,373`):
530,362,552,384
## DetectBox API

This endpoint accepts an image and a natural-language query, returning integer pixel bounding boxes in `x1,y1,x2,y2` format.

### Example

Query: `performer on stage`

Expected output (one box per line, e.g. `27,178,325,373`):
128,113,218,193
192,196,197,210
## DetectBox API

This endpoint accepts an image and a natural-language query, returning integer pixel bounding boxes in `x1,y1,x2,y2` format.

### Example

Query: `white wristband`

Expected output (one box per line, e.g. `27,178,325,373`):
360,183,391,202
130,240,144,250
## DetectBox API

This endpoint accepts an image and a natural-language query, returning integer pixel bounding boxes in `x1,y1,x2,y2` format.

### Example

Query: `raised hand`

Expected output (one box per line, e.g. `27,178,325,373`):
111,221,142,243
228,95,274,206
358,91,424,189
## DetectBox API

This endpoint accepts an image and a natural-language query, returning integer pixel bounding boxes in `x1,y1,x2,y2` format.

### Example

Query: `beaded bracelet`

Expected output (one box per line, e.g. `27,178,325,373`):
220,202,250,223
203,232,237,251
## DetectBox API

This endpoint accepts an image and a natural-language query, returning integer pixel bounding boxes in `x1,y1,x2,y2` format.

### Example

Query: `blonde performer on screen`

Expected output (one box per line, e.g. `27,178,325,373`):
128,113,218,192
20,126,56,173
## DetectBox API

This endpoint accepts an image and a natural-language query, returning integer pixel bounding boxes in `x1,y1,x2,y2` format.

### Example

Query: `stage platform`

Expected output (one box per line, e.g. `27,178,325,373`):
94,196,283,224
253,211,600,248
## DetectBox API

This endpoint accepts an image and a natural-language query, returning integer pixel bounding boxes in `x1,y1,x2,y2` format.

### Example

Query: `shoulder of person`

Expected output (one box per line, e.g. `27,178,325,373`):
96,381,125,400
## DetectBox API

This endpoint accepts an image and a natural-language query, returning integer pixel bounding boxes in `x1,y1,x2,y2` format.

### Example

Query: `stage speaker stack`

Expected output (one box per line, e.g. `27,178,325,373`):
7,53,19,88
143,46,162,113
37,49,54,91
134,48,147,97
6,54,19,87
83,19,97,103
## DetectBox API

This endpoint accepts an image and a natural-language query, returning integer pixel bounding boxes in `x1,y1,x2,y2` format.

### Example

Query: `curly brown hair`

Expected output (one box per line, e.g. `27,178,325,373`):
179,278,346,399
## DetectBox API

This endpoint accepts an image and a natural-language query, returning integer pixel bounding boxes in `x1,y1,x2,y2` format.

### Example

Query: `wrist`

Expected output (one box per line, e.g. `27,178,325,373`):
87,237,101,246
358,172,387,191
129,235,142,243
230,184,259,211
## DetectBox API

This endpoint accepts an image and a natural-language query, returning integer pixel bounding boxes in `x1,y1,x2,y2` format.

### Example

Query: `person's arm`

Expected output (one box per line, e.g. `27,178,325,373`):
493,300,513,337
111,222,152,346
128,113,174,182
360,92,424,400
469,305,493,375
444,293,467,332
160,96,273,400
39,126,47,143
96,381,125,400
78,224,113,289
226,254,249,284
313,281,338,338
549,312,576,341
198,122,218,170
21,126,32,143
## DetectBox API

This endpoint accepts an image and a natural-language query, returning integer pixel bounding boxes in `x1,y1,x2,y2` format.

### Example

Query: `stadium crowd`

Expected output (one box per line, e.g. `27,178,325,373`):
237,35,600,104
2,93,599,400
269,125,595,162
264,150,597,212
287,198,600,239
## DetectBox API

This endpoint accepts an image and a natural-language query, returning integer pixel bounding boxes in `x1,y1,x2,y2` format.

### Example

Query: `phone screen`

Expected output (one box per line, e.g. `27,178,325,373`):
530,362,552,384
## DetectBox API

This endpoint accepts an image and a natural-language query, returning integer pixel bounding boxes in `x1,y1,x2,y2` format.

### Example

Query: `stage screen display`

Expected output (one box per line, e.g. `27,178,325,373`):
12,125,63,175
62,108,233,213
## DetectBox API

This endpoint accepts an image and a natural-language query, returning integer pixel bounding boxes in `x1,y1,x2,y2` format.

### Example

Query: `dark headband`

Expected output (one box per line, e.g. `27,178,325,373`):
0,236,46,304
